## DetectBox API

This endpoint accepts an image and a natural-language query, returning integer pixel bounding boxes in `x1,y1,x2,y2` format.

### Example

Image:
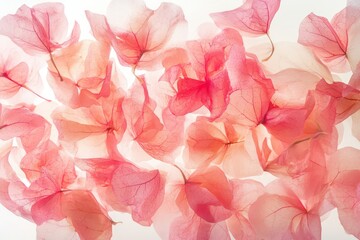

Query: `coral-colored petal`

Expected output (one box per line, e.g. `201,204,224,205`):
185,166,233,223
61,190,113,240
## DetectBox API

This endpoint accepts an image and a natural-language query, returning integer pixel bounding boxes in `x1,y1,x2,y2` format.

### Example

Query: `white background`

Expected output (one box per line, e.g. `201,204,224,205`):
0,0,357,239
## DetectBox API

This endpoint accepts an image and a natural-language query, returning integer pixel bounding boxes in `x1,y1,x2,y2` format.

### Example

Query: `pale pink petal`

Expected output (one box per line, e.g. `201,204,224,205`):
0,3,79,55
270,69,320,107
89,0,186,70
329,148,360,240
249,181,322,240
85,11,112,44
221,45,274,126
227,179,265,239
259,42,333,82
298,13,349,72
37,219,79,240
123,81,184,161
0,105,51,152
111,163,165,225
211,0,281,35
0,62,28,99
315,79,360,124
249,193,302,239
0,143,31,219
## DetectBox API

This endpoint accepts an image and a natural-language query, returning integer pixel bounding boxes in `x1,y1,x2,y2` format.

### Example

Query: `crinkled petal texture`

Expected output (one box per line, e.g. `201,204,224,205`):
210,0,281,35
220,44,274,126
111,162,165,226
0,142,31,219
152,168,232,240
315,79,360,124
0,137,113,239
47,40,111,105
0,104,50,152
1,0,360,239
298,7,360,72
86,0,186,70
163,29,242,119
0,2,79,55
0,61,27,99
20,141,77,191
122,80,184,161
76,158,165,226
33,190,113,240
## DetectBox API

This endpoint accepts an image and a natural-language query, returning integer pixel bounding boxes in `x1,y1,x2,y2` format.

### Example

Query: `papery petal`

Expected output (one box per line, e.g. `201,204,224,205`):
327,148,360,239
211,0,281,35
221,86,270,127
315,79,360,124
0,143,31,219
264,107,308,143
52,94,126,157
169,78,207,116
270,69,320,107
0,105,50,152
185,120,262,177
61,190,113,240
299,6,360,72
298,13,348,72
37,219,79,240
227,179,265,239
259,42,333,82
249,183,321,240
111,163,165,225
221,45,274,126
31,193,63,225
123,81,184,161
185,166,233,222
49,40,110,90
0,3,79,55
89,0,186,70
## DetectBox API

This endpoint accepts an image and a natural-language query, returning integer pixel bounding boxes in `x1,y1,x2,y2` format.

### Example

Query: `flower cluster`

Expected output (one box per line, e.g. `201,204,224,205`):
0,0,360,239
